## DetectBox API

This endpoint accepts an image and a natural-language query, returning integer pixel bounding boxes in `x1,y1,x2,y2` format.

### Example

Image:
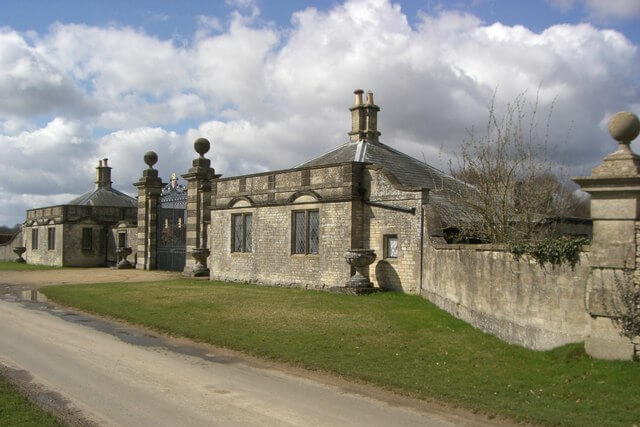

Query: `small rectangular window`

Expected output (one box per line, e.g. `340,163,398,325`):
231,213,252,252
384,234,398,259
31,228,38,250
82,228,93,252
292,210,319,255
48,227,55,250
118,232,126,248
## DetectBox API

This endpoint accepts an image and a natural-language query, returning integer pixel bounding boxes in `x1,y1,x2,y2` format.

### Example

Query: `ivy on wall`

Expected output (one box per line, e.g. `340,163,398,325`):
612,271,640,341
509,236,590,268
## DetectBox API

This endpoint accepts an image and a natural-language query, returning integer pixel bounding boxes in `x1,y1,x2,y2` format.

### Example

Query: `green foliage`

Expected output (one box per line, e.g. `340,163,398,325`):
612,271,640,340
43,280,640,426
509,236,589,268
0,376,61,426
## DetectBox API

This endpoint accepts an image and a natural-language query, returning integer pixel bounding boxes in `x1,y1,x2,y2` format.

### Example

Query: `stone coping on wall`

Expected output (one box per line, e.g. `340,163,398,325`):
215,160,366,182
432,242,591,252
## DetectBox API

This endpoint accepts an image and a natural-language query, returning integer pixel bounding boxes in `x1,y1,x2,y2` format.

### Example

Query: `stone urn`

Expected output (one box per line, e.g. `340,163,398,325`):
191,248,210,277
13,246,26,263
116,247,134,269
344,249,377,290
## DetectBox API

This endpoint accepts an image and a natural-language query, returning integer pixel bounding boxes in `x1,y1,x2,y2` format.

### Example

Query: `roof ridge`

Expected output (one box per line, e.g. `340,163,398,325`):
297,140,355,167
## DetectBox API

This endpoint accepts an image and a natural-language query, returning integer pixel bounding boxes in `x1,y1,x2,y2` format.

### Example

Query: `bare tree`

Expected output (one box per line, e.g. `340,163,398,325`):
449,90,584,243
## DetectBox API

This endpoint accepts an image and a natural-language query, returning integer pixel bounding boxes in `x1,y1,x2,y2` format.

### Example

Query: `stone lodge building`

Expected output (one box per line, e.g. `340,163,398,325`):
22,159,138,267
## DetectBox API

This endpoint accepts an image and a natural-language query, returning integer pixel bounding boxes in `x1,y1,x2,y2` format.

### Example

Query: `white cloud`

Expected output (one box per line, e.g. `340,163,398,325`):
0,0,638,225
0,28,91,117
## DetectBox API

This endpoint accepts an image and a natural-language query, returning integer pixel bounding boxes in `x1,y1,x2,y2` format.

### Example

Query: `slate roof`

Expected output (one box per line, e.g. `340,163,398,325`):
66,187,137,208
298,140,473,228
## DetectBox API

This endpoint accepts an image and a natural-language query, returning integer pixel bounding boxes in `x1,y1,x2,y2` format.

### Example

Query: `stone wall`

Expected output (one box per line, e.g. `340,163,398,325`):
23,204,136,267
0,230,23,262
210,201,353,288
108,223,138,266
421,242,592,350
362,167,423,292
24,223,64,266
62,223,108,267
209,163,362,288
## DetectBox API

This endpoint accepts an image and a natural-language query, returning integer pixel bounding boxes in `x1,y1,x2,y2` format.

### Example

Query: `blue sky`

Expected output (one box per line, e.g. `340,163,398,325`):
3,0,638,43
0,0,639,225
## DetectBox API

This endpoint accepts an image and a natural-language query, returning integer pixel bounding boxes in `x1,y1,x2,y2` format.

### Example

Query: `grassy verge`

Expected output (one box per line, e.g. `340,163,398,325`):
42,280,640,426
0,375,61,426
0,261,60,271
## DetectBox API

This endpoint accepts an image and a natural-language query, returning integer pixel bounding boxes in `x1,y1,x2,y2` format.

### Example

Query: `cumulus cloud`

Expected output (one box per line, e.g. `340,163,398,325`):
0,0,638,225
0,28,92,117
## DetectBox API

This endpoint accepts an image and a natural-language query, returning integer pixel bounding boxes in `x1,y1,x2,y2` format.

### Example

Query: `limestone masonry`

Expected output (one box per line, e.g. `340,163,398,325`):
5,90,640,360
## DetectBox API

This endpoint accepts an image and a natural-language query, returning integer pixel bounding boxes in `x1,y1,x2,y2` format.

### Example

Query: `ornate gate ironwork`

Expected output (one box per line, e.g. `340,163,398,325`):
157,174,187,271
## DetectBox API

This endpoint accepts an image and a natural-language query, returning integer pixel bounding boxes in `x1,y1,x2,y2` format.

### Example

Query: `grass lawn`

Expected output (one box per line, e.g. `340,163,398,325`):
0,261,60,271
42,280,640,426
0,375,61,426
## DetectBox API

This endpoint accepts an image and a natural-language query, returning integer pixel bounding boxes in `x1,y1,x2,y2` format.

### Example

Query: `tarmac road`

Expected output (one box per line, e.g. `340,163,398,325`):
0,271,506,426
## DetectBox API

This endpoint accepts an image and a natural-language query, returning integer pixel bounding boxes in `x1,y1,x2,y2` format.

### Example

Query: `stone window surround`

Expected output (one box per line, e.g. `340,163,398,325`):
47,227,55,251
231,212,252,253
31,228,38,250
118,231,127,248
291,209,319,255
82,227,93,253
384,234,398,259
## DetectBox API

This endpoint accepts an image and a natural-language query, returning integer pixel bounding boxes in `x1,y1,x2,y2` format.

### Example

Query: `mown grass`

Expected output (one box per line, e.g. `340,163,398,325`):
0,261,60,271
0,375,61,426
42,280,640,426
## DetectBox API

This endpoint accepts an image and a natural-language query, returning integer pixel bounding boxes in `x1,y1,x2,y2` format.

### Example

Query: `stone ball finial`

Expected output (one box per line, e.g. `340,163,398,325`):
144,151,158,169
608,111,640,143
194,137,210,157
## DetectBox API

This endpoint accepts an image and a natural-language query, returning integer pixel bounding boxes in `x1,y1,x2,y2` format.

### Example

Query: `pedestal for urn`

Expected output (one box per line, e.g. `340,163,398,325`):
13,246,26,263
191,248,210,277
116,247,134,269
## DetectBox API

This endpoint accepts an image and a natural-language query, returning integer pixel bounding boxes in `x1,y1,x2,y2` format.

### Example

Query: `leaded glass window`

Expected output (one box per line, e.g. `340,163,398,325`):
292,210,320,255
294,211,306,254
244,214,252,252
232,213,252,252
47,228,55,250
384,234,398,259
31,228,38,250
308,211,319,254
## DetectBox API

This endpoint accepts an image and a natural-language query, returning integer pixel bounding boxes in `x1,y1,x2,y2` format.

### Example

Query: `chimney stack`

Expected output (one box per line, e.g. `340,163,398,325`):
95,158,113,189
349,89,381,143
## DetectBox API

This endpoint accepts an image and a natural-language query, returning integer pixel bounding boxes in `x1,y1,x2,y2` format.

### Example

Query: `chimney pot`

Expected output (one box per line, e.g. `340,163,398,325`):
354,89,364,106
103,158,108,167
366,91,374,105
99,160,103,167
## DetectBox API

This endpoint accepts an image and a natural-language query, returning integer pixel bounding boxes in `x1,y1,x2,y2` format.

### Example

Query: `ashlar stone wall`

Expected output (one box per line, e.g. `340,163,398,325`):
421,242,592,350
362,167,423,292
209,163,363,288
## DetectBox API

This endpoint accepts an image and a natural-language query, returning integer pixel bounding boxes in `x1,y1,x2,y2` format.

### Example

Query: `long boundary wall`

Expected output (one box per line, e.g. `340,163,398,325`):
421,243,592,350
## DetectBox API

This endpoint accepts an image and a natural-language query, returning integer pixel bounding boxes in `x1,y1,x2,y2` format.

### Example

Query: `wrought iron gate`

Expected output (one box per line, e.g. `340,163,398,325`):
157,174,187,271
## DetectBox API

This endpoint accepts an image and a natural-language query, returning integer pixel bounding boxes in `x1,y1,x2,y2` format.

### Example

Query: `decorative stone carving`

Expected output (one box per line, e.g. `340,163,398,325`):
13,246,26,263
191,247,210,277
330,249,377,295
116,247,133,269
